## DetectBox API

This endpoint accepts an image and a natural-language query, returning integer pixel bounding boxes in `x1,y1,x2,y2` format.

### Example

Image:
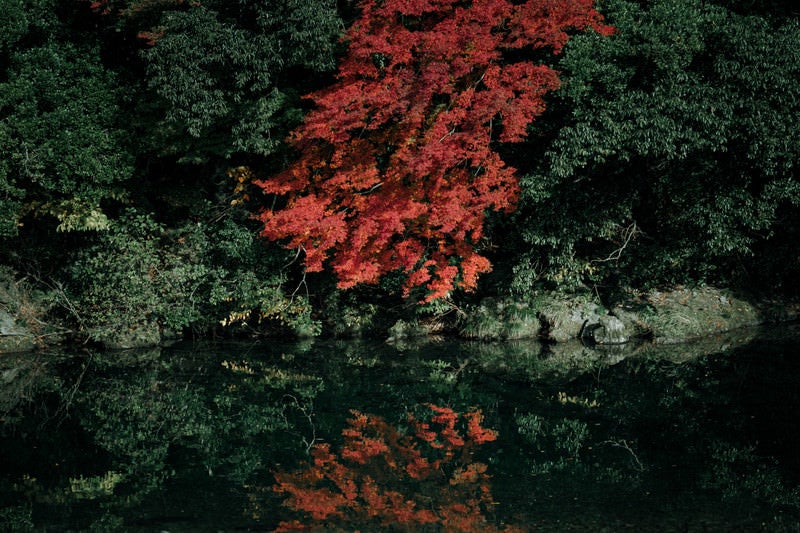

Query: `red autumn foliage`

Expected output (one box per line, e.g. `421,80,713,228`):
256,0,613,301
272,404,523,532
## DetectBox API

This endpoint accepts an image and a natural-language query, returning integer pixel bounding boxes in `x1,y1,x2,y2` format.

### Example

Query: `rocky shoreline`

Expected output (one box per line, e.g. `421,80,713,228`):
2,265,798,355
398,286,800,346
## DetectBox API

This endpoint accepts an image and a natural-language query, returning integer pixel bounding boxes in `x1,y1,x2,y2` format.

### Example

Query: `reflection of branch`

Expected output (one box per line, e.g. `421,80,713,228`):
354,182,383,195
600,438,646,472
453,358,471,379
282,394,318,454
41,353,92,429
593,222,640,263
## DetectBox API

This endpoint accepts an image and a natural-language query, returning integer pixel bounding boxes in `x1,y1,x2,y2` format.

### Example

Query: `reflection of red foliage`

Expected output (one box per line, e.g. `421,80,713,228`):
273,404,522,532
256,0,612,301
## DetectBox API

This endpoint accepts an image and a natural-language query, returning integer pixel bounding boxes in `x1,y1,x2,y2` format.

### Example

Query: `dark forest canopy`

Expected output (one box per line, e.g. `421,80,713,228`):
0,0,797,343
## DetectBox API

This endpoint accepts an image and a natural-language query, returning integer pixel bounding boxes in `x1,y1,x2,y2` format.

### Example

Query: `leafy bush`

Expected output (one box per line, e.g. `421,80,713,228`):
0,1,134,237
67,209,318,345
128,0,343,162
509,0,800,294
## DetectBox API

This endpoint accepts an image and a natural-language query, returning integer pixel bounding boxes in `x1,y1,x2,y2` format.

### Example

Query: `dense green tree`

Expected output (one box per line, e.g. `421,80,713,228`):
0,0,134,237
1,0,344,341
67,208,320,346
508,0,800,293
105,0,344,163
2,0,799,345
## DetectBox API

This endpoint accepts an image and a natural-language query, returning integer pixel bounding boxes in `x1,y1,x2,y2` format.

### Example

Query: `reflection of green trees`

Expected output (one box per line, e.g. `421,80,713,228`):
503,336,800,528
1,347,329,530
76,351,326,497
2,336,800,530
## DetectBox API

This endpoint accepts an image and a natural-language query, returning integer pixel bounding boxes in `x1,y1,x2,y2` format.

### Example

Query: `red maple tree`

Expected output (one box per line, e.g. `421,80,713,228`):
270,404,522,532
256,0,613,301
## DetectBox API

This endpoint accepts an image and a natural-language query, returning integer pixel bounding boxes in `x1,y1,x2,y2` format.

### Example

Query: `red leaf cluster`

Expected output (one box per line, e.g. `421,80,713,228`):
257,0,612,301
272,404,522,532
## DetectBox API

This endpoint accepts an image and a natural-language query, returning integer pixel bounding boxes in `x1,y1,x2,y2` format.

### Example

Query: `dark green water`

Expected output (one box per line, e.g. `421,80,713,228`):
2,326,799,531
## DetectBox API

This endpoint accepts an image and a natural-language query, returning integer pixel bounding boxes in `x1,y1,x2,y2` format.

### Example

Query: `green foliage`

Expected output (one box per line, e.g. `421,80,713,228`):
0,504,34,532
135,0,342,161
702,443,800,509
510,0,800,293
517,413,590,459
0,2,134,237
0,0,342,343
68,211,204,341
319,290,386,338
1,0,798,339
0,0,57,52
67,209,318,344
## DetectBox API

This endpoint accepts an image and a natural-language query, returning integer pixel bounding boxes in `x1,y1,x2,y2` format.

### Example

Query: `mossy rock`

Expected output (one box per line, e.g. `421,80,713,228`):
533,292,605,343
0,308,22,336
582,315,629,345
613,287,760,344
98,321,163,350
0,276,36,353
0,335,36,354
459,299,541,340
387,319,440,342
0,267,63,351
1,303,37,353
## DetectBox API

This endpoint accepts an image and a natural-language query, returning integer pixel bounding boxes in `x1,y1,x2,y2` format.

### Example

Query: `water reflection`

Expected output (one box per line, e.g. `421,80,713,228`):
1,327,799,531
270,405,520,532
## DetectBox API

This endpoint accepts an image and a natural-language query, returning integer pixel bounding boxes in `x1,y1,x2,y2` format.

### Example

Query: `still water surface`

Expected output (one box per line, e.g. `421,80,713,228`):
1,326,799,531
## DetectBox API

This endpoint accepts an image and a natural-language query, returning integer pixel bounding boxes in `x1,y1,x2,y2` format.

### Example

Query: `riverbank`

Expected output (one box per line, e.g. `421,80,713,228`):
2,260,797,355
453,286,800,345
